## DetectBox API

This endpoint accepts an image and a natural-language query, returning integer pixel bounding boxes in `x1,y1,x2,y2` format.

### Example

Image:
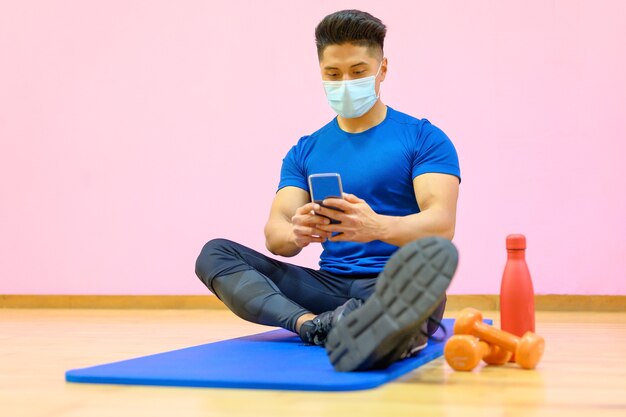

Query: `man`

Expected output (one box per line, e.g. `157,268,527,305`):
195,10,460,372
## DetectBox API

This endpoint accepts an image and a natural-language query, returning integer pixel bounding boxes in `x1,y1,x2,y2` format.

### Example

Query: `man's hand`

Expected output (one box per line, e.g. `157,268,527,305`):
267,174,458,254
316,193,383,243
291,202,333,248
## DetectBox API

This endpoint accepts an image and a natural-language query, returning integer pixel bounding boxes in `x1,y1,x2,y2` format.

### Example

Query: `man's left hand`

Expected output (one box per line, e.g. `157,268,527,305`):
315,193,384,243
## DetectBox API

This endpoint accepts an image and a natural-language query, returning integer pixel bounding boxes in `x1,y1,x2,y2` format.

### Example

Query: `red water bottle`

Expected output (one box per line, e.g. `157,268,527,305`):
500,234,535,339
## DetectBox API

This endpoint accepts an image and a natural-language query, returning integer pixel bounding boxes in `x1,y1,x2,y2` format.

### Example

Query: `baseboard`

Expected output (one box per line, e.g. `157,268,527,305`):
0,295,226,309
1,294,625,312
442,295,626,312
0,295,223,309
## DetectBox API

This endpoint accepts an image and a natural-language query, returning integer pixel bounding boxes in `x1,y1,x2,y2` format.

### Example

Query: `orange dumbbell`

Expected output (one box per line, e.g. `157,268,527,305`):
454,308,545,369
444,334,512,371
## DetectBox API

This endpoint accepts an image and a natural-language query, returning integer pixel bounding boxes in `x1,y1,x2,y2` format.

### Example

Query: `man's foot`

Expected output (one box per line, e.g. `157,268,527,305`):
298,298,363,346
324,237,458,372
401,331,429,358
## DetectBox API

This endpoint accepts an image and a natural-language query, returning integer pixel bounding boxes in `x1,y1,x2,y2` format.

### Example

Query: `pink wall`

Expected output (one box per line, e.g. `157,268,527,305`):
1,1,625,295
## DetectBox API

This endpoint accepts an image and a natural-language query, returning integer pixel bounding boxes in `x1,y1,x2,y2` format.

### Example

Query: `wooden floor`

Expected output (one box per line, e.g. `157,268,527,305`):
1,309,625,417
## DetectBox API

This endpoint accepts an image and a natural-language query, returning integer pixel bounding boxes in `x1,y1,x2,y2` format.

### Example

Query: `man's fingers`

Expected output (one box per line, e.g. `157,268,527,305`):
342,193,364,203
317,224,341,233
328,232,348,242
314,206,345,222
301,211,330,223
295,226,314,236
312,228,332,239
296,225,331,238
295,202,318,215
320,199,351,211
296,213,330,227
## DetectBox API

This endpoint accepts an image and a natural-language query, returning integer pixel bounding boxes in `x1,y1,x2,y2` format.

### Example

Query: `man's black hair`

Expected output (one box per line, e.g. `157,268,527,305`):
315,10,387,60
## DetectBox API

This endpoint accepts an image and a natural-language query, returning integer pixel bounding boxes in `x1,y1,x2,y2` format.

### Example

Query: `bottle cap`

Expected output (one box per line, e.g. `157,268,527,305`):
506,234,526,250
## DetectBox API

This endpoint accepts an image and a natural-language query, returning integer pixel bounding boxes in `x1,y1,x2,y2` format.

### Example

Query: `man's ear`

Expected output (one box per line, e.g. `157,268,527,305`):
380,57,388,82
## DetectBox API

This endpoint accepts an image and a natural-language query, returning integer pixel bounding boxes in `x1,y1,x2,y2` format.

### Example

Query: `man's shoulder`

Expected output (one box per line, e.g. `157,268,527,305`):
292,118,336,149
386,107,432,129
386,107,452,146
309,117,337,139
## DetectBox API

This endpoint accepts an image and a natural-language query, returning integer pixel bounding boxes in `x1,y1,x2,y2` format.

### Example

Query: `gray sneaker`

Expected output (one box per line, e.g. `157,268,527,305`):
298,298,363,346
325,237,458,372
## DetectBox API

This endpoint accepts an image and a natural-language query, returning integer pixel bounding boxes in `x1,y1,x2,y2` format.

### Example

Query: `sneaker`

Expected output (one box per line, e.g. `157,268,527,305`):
324,237,458,372
400,332,429,359
298,298,363,346
365,315,445,367
399,317,449,360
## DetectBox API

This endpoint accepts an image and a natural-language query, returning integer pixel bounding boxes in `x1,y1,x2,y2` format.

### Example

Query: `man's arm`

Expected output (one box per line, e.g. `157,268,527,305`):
264,186,331,257
316,173,459,246
378,173,459,246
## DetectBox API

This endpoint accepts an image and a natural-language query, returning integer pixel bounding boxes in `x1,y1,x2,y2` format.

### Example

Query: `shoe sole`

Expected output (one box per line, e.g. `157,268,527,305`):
325,237,458,372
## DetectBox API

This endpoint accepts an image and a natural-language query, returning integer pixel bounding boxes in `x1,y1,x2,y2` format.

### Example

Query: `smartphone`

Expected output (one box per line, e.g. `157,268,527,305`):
308,173,344,225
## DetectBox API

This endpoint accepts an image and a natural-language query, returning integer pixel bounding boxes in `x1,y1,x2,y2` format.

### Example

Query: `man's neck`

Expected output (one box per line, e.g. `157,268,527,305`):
336,100,388,134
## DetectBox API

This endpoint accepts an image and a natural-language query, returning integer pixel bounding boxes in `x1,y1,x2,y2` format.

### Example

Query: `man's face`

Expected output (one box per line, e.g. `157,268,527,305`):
319,43,387,91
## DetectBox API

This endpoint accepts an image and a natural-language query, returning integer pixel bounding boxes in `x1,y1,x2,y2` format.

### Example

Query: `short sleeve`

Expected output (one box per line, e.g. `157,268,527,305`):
412,122,461,183
277,144,309,192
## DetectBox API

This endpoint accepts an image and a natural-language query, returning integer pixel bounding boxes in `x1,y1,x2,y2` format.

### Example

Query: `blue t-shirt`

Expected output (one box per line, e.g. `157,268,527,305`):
277,106,460,275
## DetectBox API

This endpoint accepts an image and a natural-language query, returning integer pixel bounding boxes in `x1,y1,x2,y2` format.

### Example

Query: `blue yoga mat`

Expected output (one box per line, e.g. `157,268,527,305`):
66,318,472,391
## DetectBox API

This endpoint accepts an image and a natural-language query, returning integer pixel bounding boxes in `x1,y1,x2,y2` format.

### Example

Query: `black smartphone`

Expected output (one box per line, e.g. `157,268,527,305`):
308,173,344,225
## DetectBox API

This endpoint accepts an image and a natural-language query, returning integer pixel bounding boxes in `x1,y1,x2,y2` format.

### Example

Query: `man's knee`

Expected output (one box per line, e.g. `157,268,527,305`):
195,238,232,282
196,238,240,265
199,238,235,256
195,238,253,290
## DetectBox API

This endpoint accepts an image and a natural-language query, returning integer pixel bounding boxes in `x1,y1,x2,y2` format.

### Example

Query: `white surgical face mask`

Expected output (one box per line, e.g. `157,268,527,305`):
323,62,383,119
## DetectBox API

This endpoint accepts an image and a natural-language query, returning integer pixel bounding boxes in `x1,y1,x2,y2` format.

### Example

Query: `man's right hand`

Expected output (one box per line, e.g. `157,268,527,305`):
290,202,332,248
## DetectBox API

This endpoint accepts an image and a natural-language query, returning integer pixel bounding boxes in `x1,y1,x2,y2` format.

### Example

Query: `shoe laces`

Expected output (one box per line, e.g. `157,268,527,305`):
301,298,363,346
422,316,448,342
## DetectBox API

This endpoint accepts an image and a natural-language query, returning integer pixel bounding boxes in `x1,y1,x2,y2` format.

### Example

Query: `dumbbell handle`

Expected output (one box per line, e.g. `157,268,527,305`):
469,321,520,351
454,308,522,350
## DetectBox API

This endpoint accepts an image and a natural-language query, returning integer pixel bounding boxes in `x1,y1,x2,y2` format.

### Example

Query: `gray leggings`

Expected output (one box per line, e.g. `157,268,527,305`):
194,238,446,333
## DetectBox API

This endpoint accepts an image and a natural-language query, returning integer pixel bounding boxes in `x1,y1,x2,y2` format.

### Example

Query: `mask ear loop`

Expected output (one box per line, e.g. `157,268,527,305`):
373,60,384,99
375,60,384,78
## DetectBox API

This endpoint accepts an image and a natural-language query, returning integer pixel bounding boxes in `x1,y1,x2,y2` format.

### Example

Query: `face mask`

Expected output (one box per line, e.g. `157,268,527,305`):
323,62,383,119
